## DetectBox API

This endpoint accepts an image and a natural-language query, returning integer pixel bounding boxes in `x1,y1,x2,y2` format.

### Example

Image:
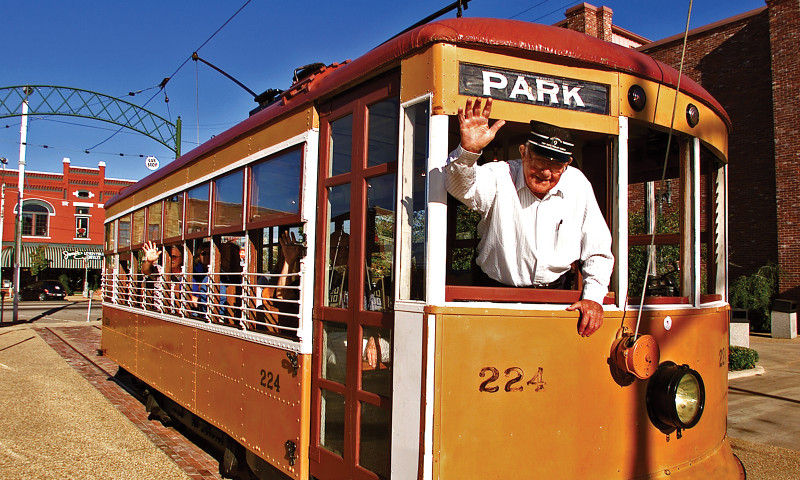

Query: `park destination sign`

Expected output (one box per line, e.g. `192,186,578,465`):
459,63,609,114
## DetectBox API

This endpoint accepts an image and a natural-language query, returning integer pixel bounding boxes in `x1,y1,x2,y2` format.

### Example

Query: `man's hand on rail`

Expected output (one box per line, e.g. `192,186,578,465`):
566,299,604,337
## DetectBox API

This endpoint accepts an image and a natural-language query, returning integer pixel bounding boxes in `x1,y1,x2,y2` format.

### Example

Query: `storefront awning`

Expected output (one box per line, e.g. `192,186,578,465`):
0,245,103,269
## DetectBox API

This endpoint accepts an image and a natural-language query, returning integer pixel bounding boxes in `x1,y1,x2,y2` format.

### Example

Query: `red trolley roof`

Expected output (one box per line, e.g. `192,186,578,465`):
107,18,729,208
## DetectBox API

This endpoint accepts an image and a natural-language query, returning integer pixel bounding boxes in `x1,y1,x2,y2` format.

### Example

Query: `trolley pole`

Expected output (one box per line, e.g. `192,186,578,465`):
13,87,31,322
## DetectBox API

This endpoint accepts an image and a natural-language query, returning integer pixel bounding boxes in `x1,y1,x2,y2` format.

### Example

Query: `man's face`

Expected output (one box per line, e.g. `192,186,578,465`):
168,246,183,271
518,144,571,198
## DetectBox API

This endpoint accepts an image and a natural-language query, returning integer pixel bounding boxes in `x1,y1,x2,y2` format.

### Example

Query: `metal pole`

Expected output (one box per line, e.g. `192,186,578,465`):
83,257,88,297
0,158,6,304
86,290,93,322
13,87,31,322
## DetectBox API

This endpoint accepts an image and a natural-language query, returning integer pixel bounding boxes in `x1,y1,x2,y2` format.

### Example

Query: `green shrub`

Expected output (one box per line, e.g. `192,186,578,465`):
729,263,780,332
729,346,759,371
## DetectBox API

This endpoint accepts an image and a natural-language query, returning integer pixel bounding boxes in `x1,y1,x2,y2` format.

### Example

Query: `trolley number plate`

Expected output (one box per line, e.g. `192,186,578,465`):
259,369,281,393
479,366,545,393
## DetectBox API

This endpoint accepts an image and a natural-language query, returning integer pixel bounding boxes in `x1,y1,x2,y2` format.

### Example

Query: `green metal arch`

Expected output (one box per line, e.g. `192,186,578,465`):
0,85,181,157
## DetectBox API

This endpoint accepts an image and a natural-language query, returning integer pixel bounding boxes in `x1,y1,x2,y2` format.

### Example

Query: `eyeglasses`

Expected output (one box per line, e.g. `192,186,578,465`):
170,254,182,259
527,155,567,174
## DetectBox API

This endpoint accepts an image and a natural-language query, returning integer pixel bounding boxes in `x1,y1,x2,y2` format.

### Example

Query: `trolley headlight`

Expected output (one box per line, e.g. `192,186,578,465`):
646,361,705,434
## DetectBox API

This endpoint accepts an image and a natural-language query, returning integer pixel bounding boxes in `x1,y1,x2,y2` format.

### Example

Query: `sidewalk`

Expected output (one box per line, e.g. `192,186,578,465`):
727,333,800,479
0,326,191,480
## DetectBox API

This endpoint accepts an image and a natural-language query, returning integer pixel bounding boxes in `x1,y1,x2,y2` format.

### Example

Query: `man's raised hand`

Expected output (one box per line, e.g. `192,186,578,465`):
458,97,506,154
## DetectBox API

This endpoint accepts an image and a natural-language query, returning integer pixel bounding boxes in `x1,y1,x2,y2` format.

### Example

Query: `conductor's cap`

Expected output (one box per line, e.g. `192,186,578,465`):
527,121,574,163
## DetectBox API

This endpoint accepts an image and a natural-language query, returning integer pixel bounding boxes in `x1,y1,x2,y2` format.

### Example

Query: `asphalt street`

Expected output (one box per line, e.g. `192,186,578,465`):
0,299,100,324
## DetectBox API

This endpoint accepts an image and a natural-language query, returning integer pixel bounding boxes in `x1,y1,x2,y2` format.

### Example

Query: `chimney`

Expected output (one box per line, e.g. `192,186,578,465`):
564,3,599,38
597,6,614,42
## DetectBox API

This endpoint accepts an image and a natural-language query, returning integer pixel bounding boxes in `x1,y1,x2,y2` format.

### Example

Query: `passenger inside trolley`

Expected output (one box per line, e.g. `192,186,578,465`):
140,241,184,313
257,229,303,336
445,98,613,337
213,241,243,324
188,241,210,317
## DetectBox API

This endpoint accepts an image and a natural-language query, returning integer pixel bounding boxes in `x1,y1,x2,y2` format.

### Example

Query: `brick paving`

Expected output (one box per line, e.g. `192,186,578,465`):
37,324,223,480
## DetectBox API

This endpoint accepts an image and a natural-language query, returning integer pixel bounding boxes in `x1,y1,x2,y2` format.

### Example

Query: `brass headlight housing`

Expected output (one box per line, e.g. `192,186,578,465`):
646,361,705,434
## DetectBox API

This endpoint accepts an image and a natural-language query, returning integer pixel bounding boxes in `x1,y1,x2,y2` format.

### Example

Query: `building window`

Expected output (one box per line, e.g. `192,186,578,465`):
76,206,90,215
22,204,50,237
76,216,89,238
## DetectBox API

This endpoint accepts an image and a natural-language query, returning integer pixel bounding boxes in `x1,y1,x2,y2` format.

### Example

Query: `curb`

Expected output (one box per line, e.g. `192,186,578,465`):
728,366,765,380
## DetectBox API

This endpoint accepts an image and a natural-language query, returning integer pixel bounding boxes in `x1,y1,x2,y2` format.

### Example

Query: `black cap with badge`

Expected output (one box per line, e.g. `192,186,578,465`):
527,121,574,163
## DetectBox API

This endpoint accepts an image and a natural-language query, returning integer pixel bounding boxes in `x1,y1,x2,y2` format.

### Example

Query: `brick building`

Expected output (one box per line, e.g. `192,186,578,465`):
0,157,135,292
560,1,800,303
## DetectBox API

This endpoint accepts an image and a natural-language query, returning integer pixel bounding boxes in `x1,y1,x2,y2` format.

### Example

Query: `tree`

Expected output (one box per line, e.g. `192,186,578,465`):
30,245,50,279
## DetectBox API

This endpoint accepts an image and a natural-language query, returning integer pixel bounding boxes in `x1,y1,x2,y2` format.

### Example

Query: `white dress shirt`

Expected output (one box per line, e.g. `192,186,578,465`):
445,145,614,304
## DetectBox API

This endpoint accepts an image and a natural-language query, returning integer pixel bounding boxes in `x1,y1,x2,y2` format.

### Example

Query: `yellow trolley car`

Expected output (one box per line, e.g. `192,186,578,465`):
102,18,745,479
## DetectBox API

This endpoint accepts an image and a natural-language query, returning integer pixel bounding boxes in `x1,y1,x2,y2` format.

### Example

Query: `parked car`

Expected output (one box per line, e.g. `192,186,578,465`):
21,280,67,301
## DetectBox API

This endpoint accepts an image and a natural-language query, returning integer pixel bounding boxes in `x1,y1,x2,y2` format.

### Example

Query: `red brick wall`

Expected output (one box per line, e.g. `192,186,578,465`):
767,0,800,301
640,10,778,287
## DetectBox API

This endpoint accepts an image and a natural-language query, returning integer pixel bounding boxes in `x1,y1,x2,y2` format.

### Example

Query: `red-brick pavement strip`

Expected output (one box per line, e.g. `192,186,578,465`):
36,324,223,480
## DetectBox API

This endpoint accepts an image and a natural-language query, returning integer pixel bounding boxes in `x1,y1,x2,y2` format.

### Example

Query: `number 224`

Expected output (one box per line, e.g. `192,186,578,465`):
478,366,545,393
260,369,281,392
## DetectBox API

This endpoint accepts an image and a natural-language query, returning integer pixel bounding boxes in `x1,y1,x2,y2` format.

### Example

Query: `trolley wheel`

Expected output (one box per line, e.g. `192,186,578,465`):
220,440,245,479
38,293,47,301
144,392,172,425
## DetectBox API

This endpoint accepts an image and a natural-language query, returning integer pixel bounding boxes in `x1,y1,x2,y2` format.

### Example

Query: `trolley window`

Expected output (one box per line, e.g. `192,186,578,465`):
118,214,131,250
444,117,612,304
398,99,429,302
186,183,210,237
164,193,183,240
131,208,145,247
248,148,303,226
147,201,162,242
627,128,685,303
105,221,115,252
367,97,399,167
330,114,353,177
700,148,726,302
213,169,244,231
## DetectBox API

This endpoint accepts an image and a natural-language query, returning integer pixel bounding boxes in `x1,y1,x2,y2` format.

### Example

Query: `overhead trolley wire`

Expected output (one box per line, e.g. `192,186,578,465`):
85,0,252,153
508,1,548,20
531,1,583,23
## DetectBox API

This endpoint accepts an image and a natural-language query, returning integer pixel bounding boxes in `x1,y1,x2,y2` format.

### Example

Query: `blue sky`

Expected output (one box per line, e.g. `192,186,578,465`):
0,0,766,181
